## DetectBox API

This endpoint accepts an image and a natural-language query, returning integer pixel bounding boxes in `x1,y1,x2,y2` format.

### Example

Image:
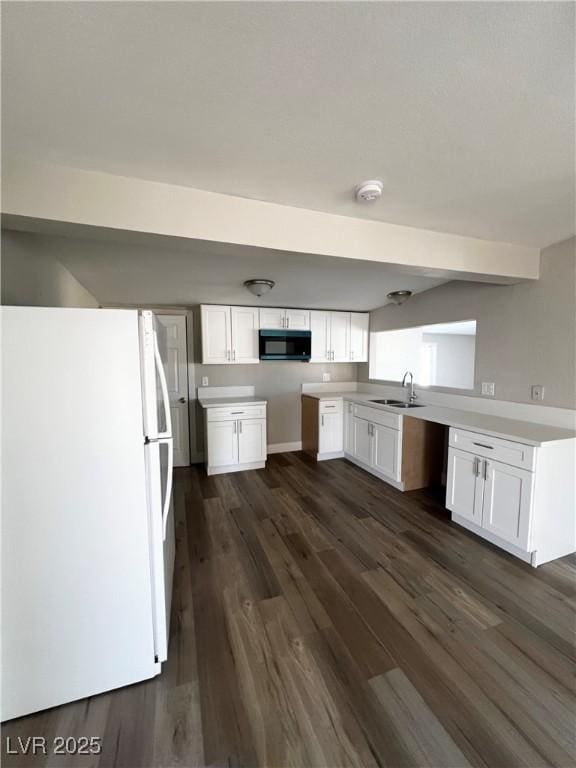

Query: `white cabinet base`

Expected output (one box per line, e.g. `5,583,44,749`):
316,450,345,462
207,459,265,477
452,514,534,565
345,453,405,491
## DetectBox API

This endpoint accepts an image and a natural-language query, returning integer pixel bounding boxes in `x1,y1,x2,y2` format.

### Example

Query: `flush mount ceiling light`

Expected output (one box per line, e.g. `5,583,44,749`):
387,290,413,306
355,179,384,203
244,279,275,297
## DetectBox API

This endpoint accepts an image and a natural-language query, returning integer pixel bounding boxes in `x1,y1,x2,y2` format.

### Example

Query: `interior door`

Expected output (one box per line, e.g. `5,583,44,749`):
372,423,398,479
238,418,267,463
259,307,285,329
446,448,483,524
201,305,231,364
310,311,330,362
330,312,351,362
207,420,238,467
156,315,190,467
285,309,310,330
481,460,532,549
352,417,372,464
231,306,259,364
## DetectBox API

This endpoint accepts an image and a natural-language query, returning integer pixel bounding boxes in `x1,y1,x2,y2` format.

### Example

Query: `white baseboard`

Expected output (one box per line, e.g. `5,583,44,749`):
267,441,302,454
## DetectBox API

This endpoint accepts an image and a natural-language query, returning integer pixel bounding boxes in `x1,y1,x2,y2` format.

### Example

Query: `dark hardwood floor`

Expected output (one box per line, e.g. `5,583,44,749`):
3,452,575,767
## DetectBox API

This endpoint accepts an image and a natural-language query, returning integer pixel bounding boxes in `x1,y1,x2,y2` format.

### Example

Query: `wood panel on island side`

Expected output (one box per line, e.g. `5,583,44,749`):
3,453,575,768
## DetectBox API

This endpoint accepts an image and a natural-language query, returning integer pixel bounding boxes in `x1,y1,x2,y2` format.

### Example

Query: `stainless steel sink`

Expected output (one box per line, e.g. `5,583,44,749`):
391,403,424,408
369,399,404,405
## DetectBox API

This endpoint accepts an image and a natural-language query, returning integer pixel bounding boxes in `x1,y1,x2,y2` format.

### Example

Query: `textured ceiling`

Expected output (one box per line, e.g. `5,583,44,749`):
2,1,574,247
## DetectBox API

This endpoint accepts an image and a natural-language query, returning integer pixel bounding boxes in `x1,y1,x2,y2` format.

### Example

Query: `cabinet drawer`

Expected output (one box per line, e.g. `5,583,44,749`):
449,428,535,471
206,405,266,422
319,399,343,414
352,404,400,431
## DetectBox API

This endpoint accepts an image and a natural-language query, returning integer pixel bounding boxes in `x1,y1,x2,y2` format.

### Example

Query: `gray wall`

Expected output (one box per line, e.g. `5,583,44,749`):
359,237,576,409
1,230,98,308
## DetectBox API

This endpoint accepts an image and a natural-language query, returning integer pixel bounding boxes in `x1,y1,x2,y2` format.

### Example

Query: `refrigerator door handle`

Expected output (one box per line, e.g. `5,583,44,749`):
154,331,172,439
158,437,174,539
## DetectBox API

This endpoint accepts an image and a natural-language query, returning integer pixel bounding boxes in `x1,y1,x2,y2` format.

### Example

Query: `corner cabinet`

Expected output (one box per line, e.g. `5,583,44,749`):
201,305,259,364
446,427,576,566
204,403,267,475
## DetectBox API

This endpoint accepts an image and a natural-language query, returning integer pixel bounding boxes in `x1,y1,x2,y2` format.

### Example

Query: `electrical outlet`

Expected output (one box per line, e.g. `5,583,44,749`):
531,384,545,402
481,382,495,396
322,372,331,382
202,376,209,387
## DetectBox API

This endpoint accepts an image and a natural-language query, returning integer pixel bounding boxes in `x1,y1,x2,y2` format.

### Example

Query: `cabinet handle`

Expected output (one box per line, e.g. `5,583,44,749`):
286,316,290,328
473,442,494,450
226,350,231,361
231,411,244,415
473,456,480,476
232,349,236,361
351,351,354,360
483,460,489,480
239,420,243,434
233,421,237,434
321,415,325,427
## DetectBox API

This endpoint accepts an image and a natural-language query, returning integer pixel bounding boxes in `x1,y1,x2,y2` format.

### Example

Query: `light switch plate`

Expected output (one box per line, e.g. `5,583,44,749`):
531,384,545,401
322,372,331,382
481,382,495,396
202,376,209,387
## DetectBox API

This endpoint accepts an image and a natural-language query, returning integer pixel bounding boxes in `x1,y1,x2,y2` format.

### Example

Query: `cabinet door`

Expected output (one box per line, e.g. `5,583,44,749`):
310,311,331,362
285,309,310,330
352,416,372,464
446,448,483,524
238,418,267,463
349,313,369,362
231,306,260,364
330,312,351,362
319,412,343,454
371,423,398,479
207,420,238,467
201,305,231,364
344,403,355,455
481,460,533,550
259,307,285,329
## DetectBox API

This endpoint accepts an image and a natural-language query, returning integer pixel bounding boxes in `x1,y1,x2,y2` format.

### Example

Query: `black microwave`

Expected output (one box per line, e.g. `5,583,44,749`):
259,330,311,361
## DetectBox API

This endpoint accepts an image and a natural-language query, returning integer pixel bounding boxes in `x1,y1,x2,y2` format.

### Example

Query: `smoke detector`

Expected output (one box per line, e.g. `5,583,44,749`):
355,180,383,203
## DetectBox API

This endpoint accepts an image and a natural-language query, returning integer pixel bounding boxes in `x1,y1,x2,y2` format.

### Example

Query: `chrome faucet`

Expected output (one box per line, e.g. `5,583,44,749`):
401,371,417,403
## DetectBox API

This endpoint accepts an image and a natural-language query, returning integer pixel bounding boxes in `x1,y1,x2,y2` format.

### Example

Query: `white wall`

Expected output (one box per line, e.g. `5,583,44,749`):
422,333,475,389
360,237,576,409
1,230,98,308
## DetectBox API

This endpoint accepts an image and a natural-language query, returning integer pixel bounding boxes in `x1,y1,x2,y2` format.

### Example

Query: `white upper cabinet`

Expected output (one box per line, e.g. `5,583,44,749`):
259,307,285,330
349,313,369,362
310,311,367,363
285,309,310,330
230,306,259,364
201,305,259,364
259,308,310,330
201,305,232,364
330,312,351,362
310,311,331,362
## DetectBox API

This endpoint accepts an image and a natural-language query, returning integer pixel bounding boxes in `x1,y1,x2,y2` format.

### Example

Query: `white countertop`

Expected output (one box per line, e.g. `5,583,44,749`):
199,395,267,409
302,391,576,445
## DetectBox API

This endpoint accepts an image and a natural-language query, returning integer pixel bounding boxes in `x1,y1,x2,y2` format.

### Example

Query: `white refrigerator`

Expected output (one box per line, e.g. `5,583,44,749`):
1,307,176,721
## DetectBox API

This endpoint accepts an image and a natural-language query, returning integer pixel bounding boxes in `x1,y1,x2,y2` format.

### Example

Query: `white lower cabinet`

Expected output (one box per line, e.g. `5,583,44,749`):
238,418,267,464
444,427,576,566
345,407,401,484
204,404,267,475
319,411,343,455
